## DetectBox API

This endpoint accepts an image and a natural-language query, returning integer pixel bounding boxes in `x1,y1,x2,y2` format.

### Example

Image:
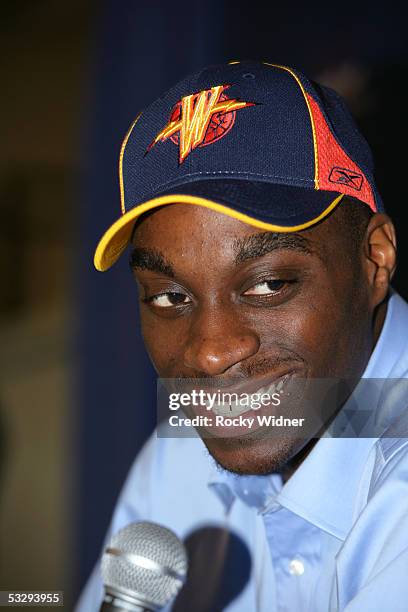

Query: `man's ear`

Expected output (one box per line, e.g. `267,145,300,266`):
364,214,397,307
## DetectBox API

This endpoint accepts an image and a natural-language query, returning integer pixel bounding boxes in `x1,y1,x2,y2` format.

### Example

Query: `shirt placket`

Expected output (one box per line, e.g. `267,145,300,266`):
262,506,322,612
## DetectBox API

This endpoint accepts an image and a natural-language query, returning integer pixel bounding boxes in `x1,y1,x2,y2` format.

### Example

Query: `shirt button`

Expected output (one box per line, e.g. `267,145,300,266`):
288,559,305,576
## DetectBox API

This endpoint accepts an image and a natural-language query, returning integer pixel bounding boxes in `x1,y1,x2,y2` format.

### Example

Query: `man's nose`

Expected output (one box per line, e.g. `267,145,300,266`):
183,307,260,376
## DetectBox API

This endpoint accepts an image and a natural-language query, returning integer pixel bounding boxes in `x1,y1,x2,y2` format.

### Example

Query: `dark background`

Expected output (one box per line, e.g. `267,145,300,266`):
1,1,407,608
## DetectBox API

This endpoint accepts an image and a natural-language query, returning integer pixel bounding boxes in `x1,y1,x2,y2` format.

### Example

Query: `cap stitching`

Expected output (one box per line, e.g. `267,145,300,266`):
145,171,313,202
119,113,142,215
158,192,337,219
263,63,319,190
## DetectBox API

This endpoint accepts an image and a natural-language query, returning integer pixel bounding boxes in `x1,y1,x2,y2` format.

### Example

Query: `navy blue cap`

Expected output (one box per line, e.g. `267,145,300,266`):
95,61,383,271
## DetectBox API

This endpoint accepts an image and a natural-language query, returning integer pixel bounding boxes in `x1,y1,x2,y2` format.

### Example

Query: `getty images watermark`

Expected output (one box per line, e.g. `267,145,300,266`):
166,386,302,429
168,387,282,410
156,378,408,439
156,376,311,438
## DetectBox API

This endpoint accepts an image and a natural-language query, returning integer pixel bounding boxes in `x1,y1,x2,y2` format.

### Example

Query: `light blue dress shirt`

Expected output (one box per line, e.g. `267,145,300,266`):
77,292,408,611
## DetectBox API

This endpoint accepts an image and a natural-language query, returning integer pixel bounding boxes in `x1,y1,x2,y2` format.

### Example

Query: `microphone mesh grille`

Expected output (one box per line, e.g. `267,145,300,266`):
101,521,187,608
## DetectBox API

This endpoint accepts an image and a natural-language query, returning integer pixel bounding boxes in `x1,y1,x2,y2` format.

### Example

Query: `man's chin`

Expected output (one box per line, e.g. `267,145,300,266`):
203,435,308,476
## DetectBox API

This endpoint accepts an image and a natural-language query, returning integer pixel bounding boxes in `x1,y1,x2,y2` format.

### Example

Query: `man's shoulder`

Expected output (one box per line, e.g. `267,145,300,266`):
336,436,408,603
118,431,215,512
129,429,211,478
108,430,231,546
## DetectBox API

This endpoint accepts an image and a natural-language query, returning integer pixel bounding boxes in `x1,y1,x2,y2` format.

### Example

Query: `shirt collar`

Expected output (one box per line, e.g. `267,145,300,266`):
207,292,408,538
362,290,408,379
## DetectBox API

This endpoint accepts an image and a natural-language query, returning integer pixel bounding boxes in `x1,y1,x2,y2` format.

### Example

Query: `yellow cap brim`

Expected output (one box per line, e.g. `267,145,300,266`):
94,192,344,271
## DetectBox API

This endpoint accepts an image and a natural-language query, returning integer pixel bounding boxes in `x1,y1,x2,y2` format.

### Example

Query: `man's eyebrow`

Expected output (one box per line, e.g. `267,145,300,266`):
233,232,315,264
129,247,175,277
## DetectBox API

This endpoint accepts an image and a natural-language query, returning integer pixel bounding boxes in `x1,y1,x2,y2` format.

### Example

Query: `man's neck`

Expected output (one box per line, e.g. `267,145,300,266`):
373,298,388,347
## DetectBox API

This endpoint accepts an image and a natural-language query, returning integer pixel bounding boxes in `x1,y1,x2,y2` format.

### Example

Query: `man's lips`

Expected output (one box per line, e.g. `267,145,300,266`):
186,369,301,420
169,367,303,397
191,371,299,439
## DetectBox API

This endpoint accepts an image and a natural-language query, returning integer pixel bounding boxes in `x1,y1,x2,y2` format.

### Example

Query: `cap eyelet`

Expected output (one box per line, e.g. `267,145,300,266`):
242,73,255,79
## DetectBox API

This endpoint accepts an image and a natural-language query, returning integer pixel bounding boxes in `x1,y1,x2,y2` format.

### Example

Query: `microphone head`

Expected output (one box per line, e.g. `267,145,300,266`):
101,521,188,610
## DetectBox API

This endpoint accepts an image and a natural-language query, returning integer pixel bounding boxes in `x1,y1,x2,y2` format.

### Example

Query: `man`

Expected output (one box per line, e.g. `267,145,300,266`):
77,61,408,611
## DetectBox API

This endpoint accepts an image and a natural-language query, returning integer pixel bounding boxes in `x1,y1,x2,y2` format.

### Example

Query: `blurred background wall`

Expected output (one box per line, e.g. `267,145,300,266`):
1,1,407,609
0,2,92,609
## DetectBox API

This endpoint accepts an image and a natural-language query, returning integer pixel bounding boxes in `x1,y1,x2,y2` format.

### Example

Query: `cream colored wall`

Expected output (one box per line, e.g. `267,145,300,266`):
0,309,74,595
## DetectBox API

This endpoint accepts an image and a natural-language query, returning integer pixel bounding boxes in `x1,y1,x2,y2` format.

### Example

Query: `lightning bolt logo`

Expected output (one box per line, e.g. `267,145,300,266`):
147,85,256,164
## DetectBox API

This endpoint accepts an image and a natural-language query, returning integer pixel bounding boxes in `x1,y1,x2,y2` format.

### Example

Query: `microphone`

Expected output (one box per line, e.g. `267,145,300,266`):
99,521,188,612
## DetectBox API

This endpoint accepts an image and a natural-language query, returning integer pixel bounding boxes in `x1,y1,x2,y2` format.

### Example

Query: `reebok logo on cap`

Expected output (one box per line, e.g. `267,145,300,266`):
329,167,364,191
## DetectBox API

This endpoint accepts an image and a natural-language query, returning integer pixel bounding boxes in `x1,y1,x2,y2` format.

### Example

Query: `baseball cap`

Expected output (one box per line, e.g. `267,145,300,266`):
94,60,383,272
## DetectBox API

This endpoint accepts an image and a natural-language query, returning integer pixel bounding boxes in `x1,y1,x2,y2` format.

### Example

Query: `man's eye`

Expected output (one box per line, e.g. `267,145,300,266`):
244,280,286,296
149,292,191,308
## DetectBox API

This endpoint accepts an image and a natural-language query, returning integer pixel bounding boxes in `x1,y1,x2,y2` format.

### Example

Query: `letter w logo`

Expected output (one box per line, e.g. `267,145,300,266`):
147,85,255,164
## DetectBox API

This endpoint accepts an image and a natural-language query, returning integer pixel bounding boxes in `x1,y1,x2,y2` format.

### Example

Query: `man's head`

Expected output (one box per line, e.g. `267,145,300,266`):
129,197,395,474
93,60,396,474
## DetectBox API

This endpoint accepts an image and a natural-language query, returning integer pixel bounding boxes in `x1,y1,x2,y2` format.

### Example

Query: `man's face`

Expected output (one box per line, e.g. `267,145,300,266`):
131,203,375,474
